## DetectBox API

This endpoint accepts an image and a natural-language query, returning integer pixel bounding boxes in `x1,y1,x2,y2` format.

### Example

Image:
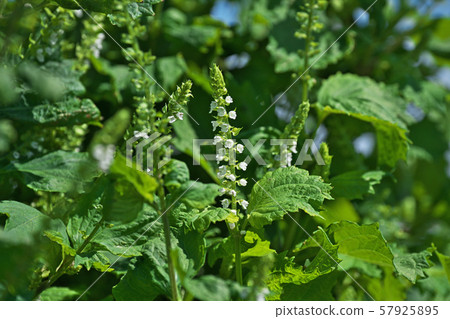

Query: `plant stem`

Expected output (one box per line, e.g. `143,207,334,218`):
159,185,179,301
234,232,243,285
154,149,178,301
302,0,313,102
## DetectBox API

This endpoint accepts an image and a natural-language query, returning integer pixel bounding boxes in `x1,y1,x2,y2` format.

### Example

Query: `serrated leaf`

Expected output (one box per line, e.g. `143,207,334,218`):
247,167,332,228
0,99,100,127
183,275,249,301
330,170,385,200
39,287,79,301
14,151,100,193
92,204,161,257
394,249,433,283
328,221,394,271
317,73,411,167
187,207,230,232
0,201,67,244
241,231,275,258
112,238,170,301
167,181,220,210
163,159,190,191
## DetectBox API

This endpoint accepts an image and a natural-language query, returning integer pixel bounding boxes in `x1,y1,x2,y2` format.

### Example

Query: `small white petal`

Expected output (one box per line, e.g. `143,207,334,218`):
226,174,236,181
222,199,230,208
220,124,229,133
213,136,222,145
229,222,236,230
168,116,176,123
225,139,234,149
229,189,237,196
240,200,249,209
238,162,248,171
238,179,247,186
228,111,237,119
176,112,184,120
211,121,219,131
217,107,226,117
236,144,244,153
225,96,233,104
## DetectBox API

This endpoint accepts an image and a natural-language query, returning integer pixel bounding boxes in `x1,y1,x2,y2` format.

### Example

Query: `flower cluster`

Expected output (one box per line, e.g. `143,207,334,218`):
272,101,310,168
209,65,248,230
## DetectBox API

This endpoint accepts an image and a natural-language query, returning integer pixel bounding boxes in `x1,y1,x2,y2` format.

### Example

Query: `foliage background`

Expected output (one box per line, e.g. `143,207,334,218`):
0,0,449,301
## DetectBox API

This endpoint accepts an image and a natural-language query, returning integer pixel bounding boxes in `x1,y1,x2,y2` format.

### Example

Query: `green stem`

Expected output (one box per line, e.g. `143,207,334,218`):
302,0,313,102
154,150,178,301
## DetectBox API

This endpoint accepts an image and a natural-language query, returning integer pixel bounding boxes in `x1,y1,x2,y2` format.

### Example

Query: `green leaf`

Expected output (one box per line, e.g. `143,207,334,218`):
183,275,249,301
317,73,411,167
0,201,67,245
394,250,433,284
163,159,190,191
330,170,385,200
247,167,332,228
0,99,100,127
172,118,219,183
186,207,230,232
14,151,100,193
127,0,163,19
39,287,79,301
93,204,161,257
241,231,276,258
55,0,112,13
294,227,340,273
168,181,220,210
112,239,169,300
328,221,394,271
109,154,158,202
279,271,339,301
435,248,450,283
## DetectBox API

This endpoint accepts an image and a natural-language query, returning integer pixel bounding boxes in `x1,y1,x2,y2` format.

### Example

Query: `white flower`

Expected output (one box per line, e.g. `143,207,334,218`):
220,124,229,133
212,121,219,131
218,165,227,178
213,135,222,145
290,141,298,153
286,152,293,167
229,222,236,230
216,154,225,162
93,144,115,172
230,209,237,215
228,111,237,119
240,200,249,209
176,112,184,120
238,179,247,186
219,187,227,194
225,96,233,104
222,199,230,208
225,139,234,149
238,162,248,171
134,131,149,139
168,116,176,123
217,107,226,117
210,101,218,113
236,144,244,153
74,9,83,18
228,189,237,196
226,174,236,181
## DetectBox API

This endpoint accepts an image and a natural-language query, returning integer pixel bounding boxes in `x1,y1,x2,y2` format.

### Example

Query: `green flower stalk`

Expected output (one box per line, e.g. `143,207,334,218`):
209,64,246,285
295,0,327,102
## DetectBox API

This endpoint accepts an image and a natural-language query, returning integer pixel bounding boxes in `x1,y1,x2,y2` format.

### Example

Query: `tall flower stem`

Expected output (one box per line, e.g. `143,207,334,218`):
302,0,314,102
154,151,178,301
